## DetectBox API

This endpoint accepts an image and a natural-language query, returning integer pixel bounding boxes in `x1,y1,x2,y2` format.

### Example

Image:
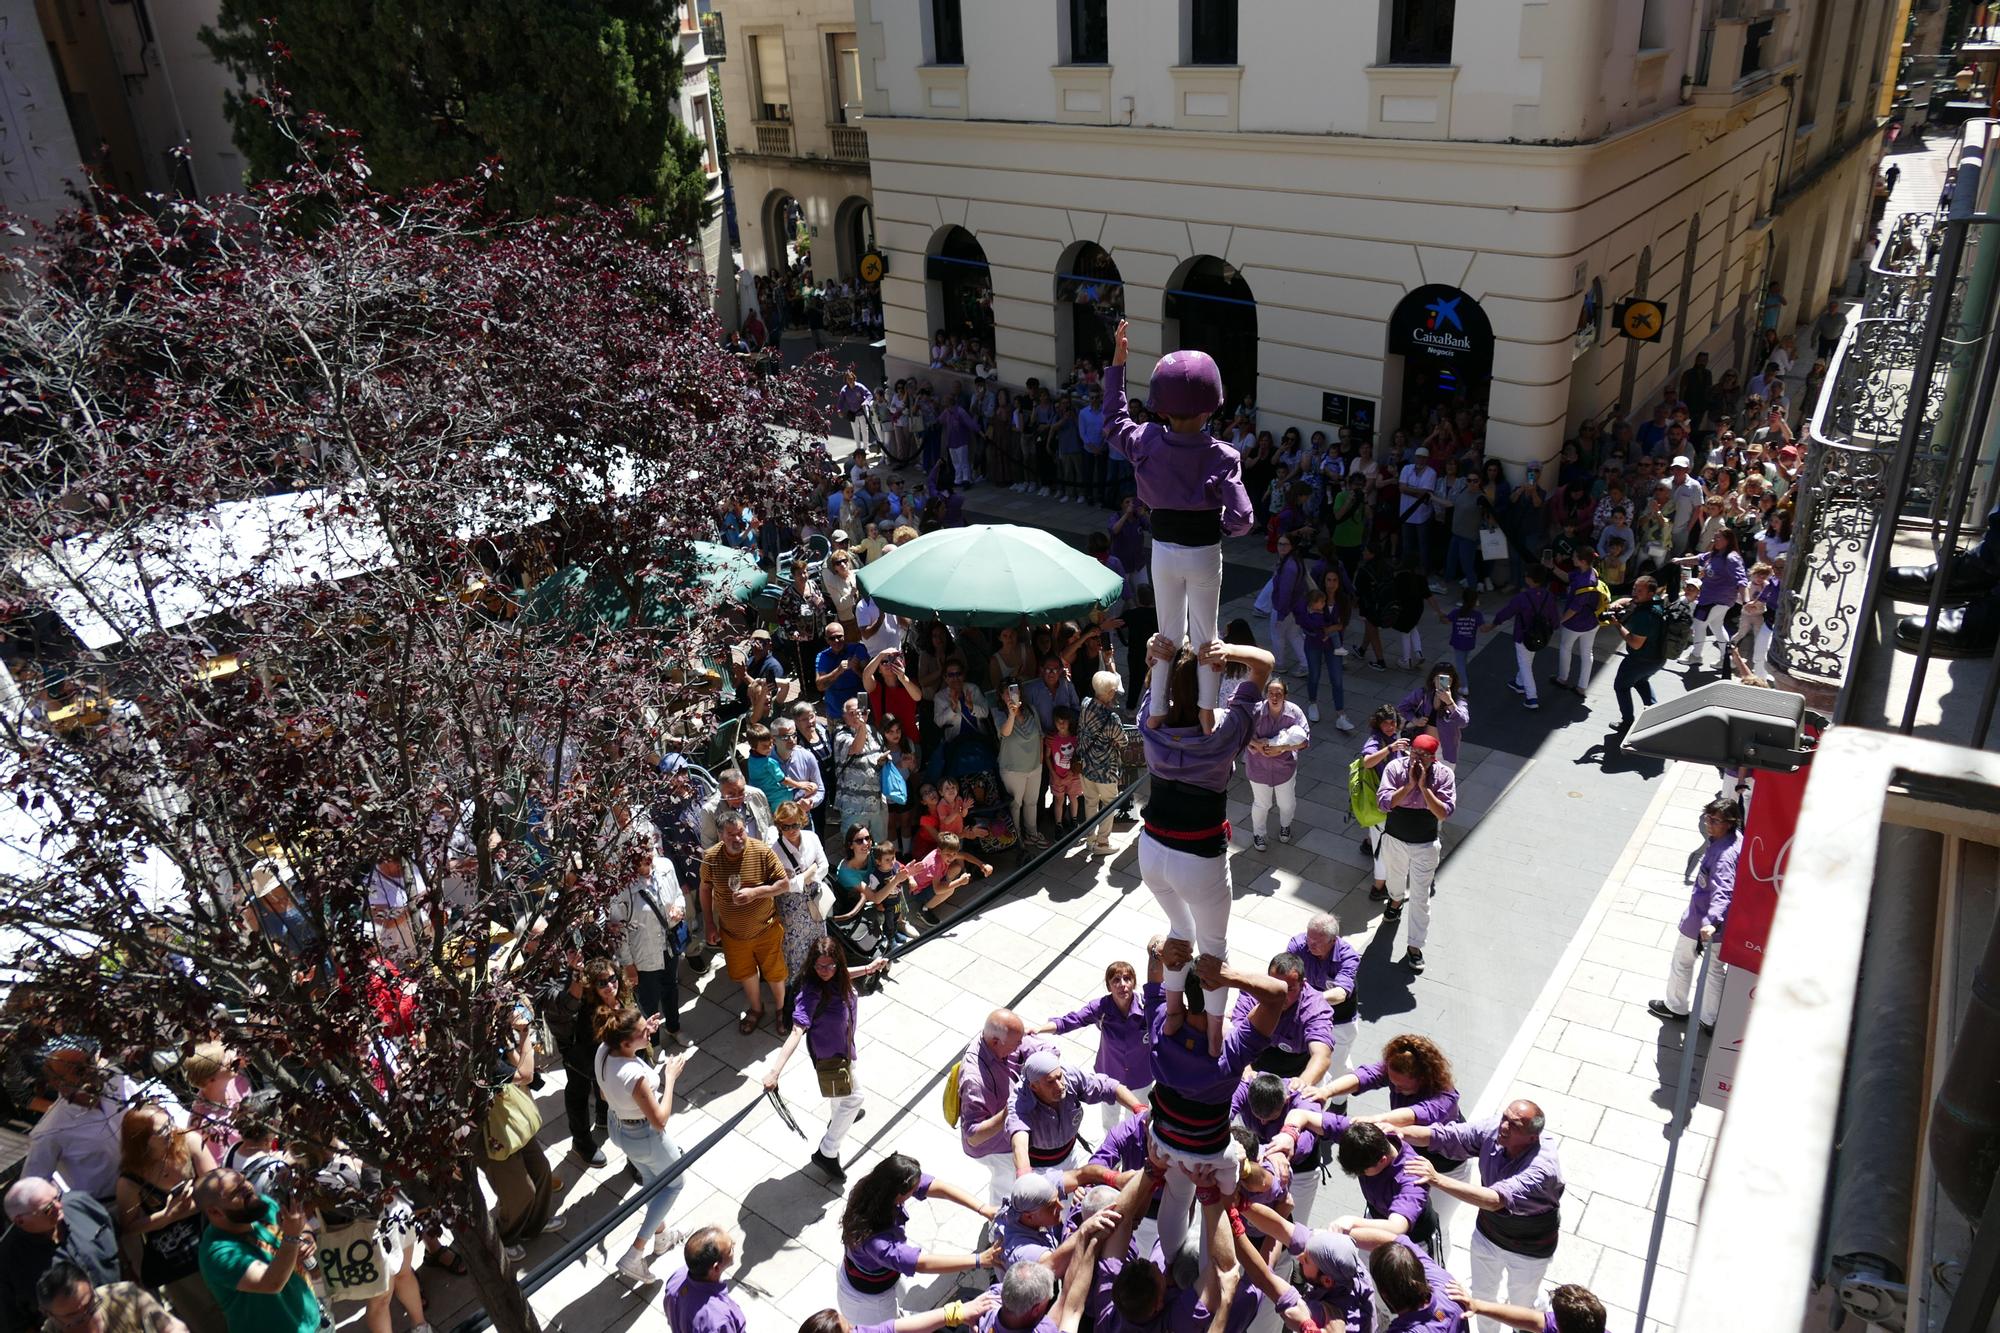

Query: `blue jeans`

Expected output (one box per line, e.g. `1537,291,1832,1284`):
1402,521,1432,572
1451,646,1471,687
1445,535,1482,588
1302,641,1345,710
611,1119,684,1242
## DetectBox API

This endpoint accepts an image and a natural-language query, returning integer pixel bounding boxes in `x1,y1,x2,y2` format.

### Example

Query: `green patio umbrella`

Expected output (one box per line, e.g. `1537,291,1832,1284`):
519,541,768,631
854,524,1124,628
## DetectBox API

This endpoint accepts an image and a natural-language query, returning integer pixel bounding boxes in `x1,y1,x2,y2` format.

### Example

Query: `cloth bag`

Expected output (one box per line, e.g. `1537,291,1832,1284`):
1478,527,1509,560
484,1082,543,1160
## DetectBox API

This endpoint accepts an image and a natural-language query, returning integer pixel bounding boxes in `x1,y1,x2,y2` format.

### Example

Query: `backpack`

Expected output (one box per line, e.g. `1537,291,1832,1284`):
1656,600,1695,660
1348,756,1387,829
942,1060,963,1127
1589,578,1613,620
1522,590,1556,652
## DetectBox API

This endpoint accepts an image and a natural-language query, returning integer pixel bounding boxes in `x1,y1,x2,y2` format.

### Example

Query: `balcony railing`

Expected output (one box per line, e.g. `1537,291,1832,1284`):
753,121,794,156
830,124,868,163
699,11,724,57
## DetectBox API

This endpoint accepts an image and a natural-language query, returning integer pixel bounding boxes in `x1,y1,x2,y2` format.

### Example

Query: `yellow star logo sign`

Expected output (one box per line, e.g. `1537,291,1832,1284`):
1616,298,1667,342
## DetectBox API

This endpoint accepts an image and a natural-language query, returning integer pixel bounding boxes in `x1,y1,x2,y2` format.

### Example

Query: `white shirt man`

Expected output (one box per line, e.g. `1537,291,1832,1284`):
24,1055,186,1202
1398,454,1440,524
1666,459,1706,553
856,596,902,658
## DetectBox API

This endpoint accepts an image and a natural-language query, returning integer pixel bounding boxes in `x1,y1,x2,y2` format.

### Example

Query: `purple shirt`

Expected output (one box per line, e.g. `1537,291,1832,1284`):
790,976,857,1063
844,1174,934,1277
1108,511,1150,573
1228,986,1335,1057
1287,932,1360,1008
837,382,874,415
1379,1237,1465,1332
1395,686,1469,765
1102,366,1255,537
969,1282,1059,1333
1680,830,1740,940
1283,1223,1376,1333
1562,566,1603,632
1377,755,1458,819
1050,993,1151,1087
1243,700,1310,786
1270,558,1310,621
1007,1068,1122,1150
996,1207,1062,1267
959,1034,1054,1160
1447,609,1484,651
663,1270,747,1333
1349,1063,1461,1127
1424,1120,1565,1216
1145,981,1270,1102
1089,1110,1150,1171
1139,678,1261,792
1694,549,1749,608
1359,1134,1430,1228
1494,586,1559,645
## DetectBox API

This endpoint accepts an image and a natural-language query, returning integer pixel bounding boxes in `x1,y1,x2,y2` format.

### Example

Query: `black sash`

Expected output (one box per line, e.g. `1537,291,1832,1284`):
1029,1136,1077,1167
843,1256,902,1294
1477,1206,1561,1257
1253,1046,1310,1078
1150,1085,1231,1156
1385,804,1440,843
1150,507,1223,546
1330,987,1359,1024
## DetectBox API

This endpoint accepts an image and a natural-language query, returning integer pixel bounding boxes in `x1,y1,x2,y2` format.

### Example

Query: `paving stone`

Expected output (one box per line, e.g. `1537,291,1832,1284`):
1517,1047,1582,1093
1562,1138,1664,1210
1577,1194,1696,1271
1555,1023,1646,1072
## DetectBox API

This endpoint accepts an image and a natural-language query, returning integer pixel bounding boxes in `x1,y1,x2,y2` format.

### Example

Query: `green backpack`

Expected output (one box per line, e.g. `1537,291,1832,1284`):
1348,756,1387,829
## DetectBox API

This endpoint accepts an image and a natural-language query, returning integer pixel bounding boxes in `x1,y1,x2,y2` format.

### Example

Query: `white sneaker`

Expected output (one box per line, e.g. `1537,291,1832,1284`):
1335,713,1356,732
616,1249,659,1285
651,1225,689,1257
504,1244,526,1264
1038,486,1052,497
1307,702,1321,722
541,1214,568,1235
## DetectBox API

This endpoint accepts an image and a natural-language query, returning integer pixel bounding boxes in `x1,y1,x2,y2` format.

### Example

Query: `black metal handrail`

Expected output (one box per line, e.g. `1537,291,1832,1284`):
447,768,1147,1333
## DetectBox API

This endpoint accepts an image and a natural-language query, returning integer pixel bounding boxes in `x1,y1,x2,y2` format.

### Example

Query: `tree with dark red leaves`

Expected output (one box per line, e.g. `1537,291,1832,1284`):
0,108,826,1333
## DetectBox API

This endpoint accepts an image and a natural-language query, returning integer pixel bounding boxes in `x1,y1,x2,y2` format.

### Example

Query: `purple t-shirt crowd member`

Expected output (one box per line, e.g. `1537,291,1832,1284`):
1144,981,1270,1162
1102,365,1254,550
1047,992,1151,1088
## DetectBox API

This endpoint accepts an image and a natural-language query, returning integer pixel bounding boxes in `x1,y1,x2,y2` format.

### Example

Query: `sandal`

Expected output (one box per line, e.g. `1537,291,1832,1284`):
428,1246,469,1277
737,1012,760,1035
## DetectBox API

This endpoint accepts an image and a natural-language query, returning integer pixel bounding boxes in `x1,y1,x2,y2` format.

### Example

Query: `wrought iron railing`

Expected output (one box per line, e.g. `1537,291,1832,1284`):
699,11,725,57
1865,211,1940,324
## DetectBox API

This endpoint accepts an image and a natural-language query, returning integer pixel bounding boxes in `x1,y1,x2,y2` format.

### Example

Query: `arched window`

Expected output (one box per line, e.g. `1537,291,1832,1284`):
925,226,995,363
1054,242,1124,376
1164,256,1257,412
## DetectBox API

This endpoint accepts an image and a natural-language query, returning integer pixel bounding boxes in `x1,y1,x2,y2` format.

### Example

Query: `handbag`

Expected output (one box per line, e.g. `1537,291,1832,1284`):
813,1055,855,1098
1253,576,1276,617
317,1218,395,1303
880,755,909,804
484,1081,543,1161
1478,527,1509,561
636,885,690,957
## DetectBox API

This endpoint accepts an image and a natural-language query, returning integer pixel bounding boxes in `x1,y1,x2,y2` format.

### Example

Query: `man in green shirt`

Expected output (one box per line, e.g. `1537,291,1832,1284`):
1609,575,1670,731
193,1169,319,1333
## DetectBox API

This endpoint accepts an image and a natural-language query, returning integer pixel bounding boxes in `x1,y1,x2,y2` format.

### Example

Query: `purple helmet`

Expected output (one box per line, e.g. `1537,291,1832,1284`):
1147,350,1225,420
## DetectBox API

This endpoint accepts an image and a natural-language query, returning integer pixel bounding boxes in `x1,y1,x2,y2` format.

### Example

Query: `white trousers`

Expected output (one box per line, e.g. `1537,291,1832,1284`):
950,445,973,479
1151,540,1225,713
835,1272,902,1325
1002,765,1042,842
1250,776,1297,839
1289,1159,1322,1229
821,1084,866,1157
1324,1021,1359,1095
1398,627,1424,666
1664,933,1725,1025
980,1151,1017,1206
1469,1232,1552,1333
1687,603,1731,662
1429,1158,1474,1253
1103,1081,1151,1135
1556,625,1596,690
1151,1131,1244,1261
1511,641,1540,703
1366,825,1386,885
1733,617,1773,677
1268,613,1306,675
1381,833,1440,950
1139,832,1233,1017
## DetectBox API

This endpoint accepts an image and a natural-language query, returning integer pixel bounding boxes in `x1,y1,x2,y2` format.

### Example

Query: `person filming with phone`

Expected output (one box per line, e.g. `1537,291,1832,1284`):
1377,733,1456,977
1396,663,1469,764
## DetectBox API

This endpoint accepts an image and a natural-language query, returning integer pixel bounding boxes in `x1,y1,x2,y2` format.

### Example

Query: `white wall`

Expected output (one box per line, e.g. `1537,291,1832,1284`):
0,1,88,229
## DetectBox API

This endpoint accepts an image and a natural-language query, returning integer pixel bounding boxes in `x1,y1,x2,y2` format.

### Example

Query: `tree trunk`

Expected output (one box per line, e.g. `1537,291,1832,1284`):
456,1171,543,1333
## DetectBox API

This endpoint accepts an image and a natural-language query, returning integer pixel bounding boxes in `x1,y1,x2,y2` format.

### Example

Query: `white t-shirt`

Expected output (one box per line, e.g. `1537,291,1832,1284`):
1398,465,1440,523
858,597,902,657
596,1046,655,1122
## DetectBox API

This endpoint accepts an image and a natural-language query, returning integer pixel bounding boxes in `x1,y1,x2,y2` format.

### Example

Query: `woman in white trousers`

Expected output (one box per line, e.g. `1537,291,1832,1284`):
1136,635,1273,1018
996,691,1046,847
1245,680,1309,852
764,936,883,1181
831,1153,996,1323
1358,705,1402,902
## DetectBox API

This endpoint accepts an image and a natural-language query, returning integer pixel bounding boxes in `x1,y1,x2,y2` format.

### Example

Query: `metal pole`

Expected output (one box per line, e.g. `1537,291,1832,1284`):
1633,944,1714,1333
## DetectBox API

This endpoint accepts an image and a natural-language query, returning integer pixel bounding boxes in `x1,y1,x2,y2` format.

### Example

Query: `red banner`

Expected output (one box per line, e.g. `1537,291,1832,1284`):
1718,757,1813,973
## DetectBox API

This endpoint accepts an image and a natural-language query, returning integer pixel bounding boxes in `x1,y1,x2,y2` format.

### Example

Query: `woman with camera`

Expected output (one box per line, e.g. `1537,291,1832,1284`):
116,1103,222,1327
1396,662,1470,764
546,957,620,1167
594,1007,693,1286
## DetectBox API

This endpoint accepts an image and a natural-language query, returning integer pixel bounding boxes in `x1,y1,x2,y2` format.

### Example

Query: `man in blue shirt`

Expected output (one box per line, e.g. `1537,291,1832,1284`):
1076,388,1106,508
1022,656,1080,733
814,623,869,718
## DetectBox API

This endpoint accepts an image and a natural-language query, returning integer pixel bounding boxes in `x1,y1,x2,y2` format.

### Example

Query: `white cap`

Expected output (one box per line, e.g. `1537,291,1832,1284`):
1671,455,1691,469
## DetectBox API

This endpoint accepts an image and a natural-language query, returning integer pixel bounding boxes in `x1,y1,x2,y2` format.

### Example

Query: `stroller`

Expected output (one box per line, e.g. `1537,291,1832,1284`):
827,882,897,994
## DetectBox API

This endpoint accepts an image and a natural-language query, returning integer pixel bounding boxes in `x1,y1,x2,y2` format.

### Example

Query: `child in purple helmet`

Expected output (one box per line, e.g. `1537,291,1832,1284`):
1103,320,1256,728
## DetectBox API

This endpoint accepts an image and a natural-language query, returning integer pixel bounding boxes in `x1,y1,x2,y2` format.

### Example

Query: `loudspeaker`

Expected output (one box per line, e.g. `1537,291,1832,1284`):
1624,681,1815,770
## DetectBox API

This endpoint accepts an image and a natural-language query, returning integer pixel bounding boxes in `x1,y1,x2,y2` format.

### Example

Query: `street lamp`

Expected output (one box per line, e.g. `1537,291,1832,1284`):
1622,679,1825,771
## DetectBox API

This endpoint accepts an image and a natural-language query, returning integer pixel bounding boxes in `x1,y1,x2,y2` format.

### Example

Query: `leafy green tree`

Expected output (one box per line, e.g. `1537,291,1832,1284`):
203,0,710,234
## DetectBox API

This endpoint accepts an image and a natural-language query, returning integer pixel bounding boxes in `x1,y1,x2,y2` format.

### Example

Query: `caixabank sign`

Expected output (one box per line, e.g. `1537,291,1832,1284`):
1387,284,1495,376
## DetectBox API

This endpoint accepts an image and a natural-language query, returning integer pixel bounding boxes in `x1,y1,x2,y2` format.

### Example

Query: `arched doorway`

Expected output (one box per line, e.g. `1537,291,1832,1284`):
835,196,875,281
1385,283,1496,436
763,191,806,279
1054,242,1124,375
1164,256,1257,413
925,226,995,363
